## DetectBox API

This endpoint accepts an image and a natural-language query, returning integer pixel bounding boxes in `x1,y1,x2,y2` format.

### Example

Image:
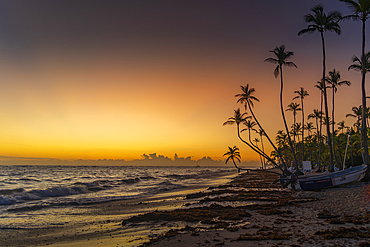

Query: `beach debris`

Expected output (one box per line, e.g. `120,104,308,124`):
315,210,339,219
314,226,370,239
236,227,292,241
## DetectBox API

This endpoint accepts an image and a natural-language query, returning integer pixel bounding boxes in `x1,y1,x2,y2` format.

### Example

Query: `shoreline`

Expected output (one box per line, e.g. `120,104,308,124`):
2,169,370,246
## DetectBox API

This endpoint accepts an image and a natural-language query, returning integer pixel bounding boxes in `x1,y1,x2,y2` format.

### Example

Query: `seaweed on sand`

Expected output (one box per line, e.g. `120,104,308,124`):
314,227,370,239
236,227,292,241
122,204,251,225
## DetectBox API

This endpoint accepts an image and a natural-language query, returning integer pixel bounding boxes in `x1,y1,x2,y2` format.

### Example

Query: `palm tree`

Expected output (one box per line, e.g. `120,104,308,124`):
253,138,264,169
264,45,299,172
235,84,288,171
341,0,370,179
337,120,348,134
326,69,351,167
298,5,342,172
241,119,257,147
223,146,242,172
305,122,316,163
293,87,309,162
223,109,282,171
255,128,266,168
346,105,363,126
349,53,370,168
276,130,288,148
286,102,302,145
308,109,324,168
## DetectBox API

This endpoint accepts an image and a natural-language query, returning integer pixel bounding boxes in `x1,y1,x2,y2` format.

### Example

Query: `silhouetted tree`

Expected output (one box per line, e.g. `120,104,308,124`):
326,69,351,168
298,5,342,172
293,87,309,161
264,45,299,172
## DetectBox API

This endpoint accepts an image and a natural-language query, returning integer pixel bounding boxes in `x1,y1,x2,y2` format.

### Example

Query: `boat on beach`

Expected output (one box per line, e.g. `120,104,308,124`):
280,164,367,191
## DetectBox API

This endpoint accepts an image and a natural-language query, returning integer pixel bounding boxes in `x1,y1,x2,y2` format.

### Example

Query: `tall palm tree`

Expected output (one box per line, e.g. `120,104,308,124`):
223,109,282,171
341,0,370,179
235,84,288,171
298,5,342,172
293,87,309,162
308,109,324,168
286,102,302,145
326,69,351,167
349,53,370,167
264,45,299,172
223,146,242,172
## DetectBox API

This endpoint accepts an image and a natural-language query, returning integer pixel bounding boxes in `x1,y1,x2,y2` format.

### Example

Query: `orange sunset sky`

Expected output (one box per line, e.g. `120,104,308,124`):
0,0,367,163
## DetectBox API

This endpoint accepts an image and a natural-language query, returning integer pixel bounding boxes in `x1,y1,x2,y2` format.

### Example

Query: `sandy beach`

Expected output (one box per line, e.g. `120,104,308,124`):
2,170,370,247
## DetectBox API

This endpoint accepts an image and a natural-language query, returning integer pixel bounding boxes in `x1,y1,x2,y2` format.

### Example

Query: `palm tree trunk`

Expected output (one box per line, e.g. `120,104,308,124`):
318,92,323,169
236,124,283,172
361,19,370,180
280,66,299,171
260,133,266,169
301,98,305,162
332,88,341,168
320,31,334,172
247,101,288,171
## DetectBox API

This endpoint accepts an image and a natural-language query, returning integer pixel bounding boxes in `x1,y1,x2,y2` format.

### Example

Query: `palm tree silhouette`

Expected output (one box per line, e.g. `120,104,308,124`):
264,45,299,172
293,87,309,162
241,119,257,147
299,5,342,172
223,146,242,172
286,102,302,146
223,109,282,171
337,120,348,134
326,69,351,167
308,109,324,169
340,0,370,179
235,84,288,171
252,138,264,169
255,128,266,169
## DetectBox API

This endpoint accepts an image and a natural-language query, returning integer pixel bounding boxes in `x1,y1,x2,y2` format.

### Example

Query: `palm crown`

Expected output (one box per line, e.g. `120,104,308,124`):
264,45,297,78
298,5,342,35
348,51,370,73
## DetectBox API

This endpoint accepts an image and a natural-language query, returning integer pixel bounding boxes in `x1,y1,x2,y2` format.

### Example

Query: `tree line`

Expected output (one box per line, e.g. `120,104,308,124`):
223,1,370,181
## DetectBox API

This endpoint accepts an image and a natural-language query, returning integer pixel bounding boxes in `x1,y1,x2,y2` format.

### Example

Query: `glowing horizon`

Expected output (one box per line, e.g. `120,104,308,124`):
0,1,364,163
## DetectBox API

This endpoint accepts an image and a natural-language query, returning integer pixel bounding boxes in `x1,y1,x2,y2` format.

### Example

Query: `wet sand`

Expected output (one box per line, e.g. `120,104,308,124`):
2,170,370,247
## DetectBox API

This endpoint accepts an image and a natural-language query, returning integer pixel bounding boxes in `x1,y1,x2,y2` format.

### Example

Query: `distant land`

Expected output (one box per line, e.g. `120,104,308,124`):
0,153,261,168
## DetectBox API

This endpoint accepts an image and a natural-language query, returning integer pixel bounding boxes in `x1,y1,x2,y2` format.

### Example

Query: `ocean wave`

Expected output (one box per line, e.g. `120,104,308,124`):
0,188,24,195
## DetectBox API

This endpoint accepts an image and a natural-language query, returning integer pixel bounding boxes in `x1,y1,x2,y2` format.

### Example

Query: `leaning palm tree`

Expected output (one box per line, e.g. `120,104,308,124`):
298,5,342,172
293,87,309,162
223,109,282,171
223,146,242,172
326,69,351,168
286,102,302,145
340,0,370,179
235,84,288,171
264,45,299,172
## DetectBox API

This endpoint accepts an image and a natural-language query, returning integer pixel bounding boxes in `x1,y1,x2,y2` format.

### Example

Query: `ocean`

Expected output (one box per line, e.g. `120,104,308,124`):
0,165,237,229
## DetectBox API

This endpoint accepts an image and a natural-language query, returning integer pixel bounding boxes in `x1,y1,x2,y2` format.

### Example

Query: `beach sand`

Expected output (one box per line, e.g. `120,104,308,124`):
2,170,370,247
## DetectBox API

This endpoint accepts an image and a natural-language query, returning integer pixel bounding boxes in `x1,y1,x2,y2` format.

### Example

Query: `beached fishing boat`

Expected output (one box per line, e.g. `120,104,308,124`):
280,165,367,191
298,165,367,191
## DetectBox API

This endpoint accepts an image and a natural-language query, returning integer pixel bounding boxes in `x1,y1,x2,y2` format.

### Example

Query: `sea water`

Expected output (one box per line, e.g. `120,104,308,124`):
0,165,235,229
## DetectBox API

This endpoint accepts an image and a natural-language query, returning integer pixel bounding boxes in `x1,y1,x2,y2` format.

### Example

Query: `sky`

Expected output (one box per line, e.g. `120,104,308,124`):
0,0,367,164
